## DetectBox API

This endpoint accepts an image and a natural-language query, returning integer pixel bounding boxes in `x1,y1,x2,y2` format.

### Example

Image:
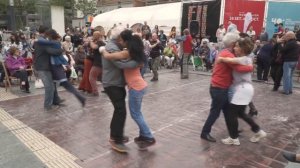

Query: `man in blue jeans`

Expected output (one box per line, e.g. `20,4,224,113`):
200,33,253,142
33,26,64,111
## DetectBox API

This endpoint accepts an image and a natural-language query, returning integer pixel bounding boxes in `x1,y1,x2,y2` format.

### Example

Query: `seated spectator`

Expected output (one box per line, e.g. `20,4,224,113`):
163,42,177,68
210,43,219,66
5,46,30,93
199,41,211,71
74,45,85,76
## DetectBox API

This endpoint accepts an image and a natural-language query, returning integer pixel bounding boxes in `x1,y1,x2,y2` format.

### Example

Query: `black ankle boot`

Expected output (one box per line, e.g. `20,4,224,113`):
272,86,279,91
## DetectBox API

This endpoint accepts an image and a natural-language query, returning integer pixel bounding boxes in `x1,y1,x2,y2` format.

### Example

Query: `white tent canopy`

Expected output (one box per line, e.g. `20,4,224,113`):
91,2,182,34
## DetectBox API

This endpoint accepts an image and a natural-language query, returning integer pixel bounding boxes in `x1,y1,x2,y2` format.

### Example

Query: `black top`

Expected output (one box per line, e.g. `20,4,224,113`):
281,39,300,62
33,36,64,71
90,40,106,67
271,43,283,65
150,40,162,58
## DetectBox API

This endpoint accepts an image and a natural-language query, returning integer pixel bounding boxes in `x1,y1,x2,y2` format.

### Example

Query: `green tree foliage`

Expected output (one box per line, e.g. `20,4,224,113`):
50,0,66,6
0,0,8,14
0,0,37,14
22,0,37,14
74,0,97,17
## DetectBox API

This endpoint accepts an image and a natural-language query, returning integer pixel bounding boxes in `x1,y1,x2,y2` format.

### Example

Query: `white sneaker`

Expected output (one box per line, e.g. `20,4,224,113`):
250,130,267,143
221,137,240,146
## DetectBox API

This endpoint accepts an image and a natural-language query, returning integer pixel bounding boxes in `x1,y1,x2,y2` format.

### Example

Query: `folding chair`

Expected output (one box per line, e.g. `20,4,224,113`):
1,60,16,91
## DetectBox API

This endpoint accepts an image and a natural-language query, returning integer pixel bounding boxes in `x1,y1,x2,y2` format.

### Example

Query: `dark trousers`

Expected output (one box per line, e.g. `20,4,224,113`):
270,64,283,90
257,59,271,81
248,101,257,112
105,86,127,143
225,104,260,139
201,86,229,135
13,70,29,83
13,70,29,90
140,57,149,78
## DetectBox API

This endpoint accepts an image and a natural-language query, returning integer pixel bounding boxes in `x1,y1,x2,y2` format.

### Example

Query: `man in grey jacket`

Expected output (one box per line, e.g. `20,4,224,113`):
33,26,64,111
102,26,139,153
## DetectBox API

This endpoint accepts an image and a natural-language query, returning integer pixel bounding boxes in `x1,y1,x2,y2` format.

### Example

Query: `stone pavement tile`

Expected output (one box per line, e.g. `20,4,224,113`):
0,123,46,168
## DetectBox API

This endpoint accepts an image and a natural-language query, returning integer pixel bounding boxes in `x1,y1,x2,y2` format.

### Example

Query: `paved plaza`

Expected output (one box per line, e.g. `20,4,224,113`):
0,70,299,168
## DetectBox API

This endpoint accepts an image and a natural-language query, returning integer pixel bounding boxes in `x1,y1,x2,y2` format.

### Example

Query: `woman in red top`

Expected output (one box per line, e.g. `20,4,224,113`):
101,30,156,150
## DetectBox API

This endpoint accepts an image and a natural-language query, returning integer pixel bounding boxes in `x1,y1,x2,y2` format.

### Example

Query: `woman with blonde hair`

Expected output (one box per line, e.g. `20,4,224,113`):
280,31,300,95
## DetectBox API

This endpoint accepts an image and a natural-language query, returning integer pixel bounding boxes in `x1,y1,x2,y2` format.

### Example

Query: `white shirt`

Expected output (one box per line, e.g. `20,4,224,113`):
216,28,226,41
229,56,254,105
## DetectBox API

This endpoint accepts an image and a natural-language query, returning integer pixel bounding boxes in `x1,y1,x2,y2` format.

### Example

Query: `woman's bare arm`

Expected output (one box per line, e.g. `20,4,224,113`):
217,57,241,64
102,50,130,60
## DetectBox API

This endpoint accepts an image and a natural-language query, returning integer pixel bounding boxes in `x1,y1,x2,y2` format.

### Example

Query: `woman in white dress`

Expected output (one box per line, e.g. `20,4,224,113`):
217,37,266,146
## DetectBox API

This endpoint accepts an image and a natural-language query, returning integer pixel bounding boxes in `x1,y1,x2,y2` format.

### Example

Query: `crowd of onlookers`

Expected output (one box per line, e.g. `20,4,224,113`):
0,20,300,95
0,23,185,93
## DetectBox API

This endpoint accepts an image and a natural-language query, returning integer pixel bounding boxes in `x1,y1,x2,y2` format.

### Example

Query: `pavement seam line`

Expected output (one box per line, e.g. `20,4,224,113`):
0,107,82,168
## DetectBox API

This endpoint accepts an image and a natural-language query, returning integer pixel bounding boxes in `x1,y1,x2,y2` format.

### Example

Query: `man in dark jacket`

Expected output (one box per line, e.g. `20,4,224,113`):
281,31,300,95
33,26,64,111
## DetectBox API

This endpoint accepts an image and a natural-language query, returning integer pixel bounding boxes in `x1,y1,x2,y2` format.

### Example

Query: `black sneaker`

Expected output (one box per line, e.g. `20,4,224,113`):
53,99,66,105
109,141,129,153
134,136,156,150
109,136,129,143
150,78,158,82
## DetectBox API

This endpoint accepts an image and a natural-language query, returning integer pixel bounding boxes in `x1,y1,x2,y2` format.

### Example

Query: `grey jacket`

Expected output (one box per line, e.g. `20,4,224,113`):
33,36,64,71
102,39,139,88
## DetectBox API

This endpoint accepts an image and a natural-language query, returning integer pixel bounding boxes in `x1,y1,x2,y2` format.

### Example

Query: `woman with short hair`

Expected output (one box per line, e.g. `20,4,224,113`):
217,37,267,145
5,46,30,93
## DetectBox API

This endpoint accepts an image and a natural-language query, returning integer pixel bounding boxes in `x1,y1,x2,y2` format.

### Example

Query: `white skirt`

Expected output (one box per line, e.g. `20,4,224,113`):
230,83,254,105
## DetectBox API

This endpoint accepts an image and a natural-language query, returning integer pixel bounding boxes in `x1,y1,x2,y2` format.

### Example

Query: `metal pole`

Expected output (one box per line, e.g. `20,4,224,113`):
8,0,16,32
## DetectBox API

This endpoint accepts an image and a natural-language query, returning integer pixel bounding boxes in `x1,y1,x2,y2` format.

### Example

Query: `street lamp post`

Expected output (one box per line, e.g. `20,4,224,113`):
8,0,16,32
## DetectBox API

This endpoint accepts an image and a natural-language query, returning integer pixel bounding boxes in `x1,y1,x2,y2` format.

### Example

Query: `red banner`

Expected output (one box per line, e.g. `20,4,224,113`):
224,0,265,36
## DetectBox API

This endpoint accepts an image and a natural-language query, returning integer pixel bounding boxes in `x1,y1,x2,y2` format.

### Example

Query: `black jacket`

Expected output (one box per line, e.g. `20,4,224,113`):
281,39,300,62
33,36,64,71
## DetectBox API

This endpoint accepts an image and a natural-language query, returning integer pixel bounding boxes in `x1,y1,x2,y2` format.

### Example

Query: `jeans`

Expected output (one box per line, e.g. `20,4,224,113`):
283,61,297,94
105,86,127,143
36,71,60,108
60,81,85,104
129,88,153,138
225,104,260,139
140,57,148,78
201,86,229,135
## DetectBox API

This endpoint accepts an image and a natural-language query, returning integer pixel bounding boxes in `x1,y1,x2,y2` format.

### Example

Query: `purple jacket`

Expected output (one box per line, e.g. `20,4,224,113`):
5,55,26,75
